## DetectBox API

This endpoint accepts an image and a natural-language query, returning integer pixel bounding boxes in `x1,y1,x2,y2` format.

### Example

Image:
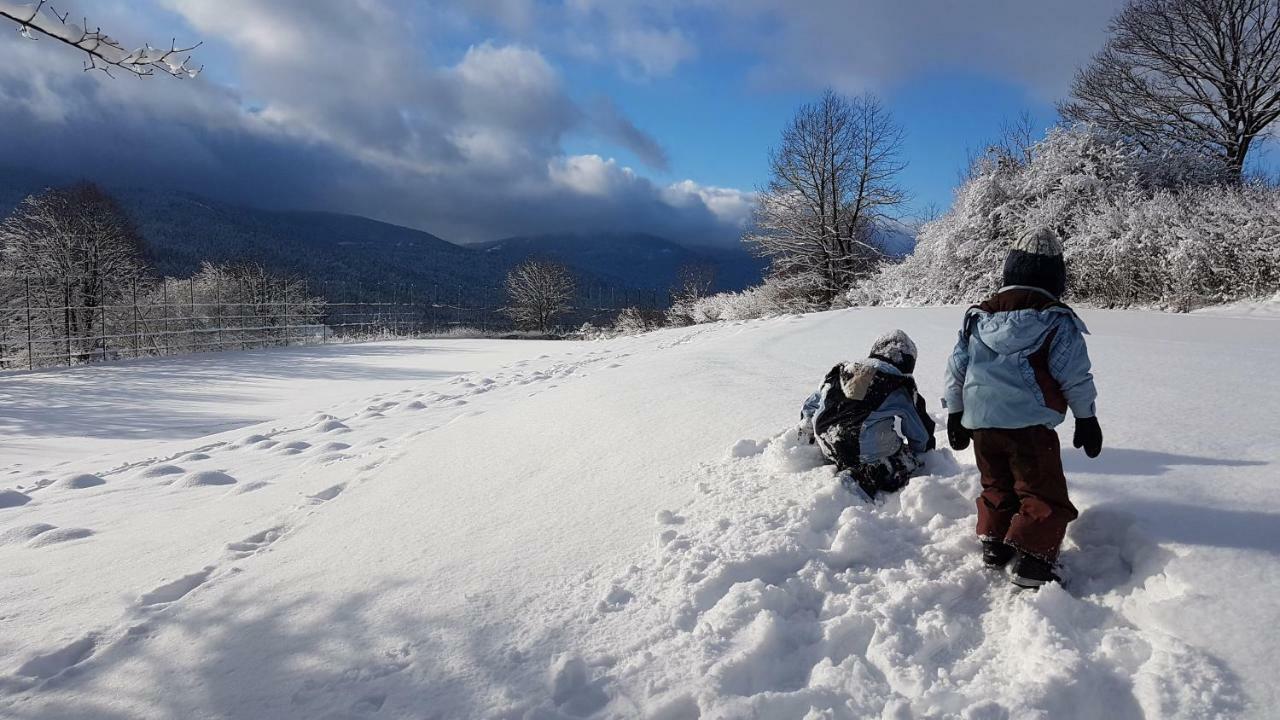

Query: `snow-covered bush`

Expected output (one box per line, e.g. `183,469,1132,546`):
610,306,665,335
683,273,826,323
849,125,1274,310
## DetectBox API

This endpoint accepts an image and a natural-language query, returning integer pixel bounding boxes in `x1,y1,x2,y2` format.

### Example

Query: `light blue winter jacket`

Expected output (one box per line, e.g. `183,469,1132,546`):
943,286,1098,429
803,358,931,462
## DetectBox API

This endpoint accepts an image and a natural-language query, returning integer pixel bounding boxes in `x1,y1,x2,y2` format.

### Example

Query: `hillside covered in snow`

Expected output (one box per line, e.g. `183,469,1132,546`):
0,307,1275,719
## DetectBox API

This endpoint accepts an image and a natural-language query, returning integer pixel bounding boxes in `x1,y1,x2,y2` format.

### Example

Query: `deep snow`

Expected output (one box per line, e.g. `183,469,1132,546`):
0,307,1276,719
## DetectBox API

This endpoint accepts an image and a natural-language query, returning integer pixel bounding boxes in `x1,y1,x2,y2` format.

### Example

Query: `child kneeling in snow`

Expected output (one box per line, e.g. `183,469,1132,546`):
800,330,936,499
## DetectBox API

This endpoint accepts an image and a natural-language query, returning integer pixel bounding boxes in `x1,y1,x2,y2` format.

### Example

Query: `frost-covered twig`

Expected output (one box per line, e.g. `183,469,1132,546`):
0,0,201,78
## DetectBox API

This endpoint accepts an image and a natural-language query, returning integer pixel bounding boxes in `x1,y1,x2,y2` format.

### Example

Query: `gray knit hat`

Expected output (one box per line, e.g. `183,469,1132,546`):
1003,227,1067,297
869,329,917,374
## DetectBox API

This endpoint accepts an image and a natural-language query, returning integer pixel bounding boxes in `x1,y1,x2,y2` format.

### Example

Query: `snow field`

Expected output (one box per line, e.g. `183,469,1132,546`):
0,308,1275,718
0,335,667,715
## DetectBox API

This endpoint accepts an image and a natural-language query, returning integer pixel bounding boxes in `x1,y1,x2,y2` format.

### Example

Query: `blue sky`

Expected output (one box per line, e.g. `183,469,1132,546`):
0,0,1129,244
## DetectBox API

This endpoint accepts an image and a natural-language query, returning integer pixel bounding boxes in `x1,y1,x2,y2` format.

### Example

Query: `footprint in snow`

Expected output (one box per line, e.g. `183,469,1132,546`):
230,481,270,494
14,633,99,681
315,420,351,434
56,473,106,490
274,441,312,455
0,523,58,545
137,465,186,481
138,566,214,607
27,527,93,547
0,489,33,508
307,484,346,503
227,526,286,556
175,470,237,487
0,523,90,547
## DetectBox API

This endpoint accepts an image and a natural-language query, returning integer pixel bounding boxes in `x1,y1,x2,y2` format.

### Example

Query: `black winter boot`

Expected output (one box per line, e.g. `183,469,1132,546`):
1011,552,1061,589
982,539,1015,568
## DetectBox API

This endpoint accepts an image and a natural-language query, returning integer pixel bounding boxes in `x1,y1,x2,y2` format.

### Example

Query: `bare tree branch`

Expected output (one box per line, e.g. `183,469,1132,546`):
1,0,202,78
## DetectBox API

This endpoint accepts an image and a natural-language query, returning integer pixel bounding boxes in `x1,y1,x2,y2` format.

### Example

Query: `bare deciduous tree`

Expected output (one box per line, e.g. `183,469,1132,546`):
0,0,201,78
503,260,575,333
672,262,717,303
747,90,907,304
1061,0,1280,178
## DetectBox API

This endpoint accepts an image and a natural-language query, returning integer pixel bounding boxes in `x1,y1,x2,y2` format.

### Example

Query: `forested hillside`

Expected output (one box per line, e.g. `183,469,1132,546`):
0,167,765,304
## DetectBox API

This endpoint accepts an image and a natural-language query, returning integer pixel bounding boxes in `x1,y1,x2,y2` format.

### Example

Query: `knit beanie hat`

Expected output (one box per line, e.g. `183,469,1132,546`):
1003,227,1067,298
869,329,917,374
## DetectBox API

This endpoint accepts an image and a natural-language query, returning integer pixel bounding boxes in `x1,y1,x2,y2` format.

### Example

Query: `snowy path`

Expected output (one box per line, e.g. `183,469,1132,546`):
0,309,1276,718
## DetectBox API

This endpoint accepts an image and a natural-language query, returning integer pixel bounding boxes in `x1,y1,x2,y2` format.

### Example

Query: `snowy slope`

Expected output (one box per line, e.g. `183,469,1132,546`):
0,308,1276,719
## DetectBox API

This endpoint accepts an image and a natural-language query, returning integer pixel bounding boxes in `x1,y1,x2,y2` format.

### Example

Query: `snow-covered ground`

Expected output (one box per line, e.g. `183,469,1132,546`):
0,307,1276,719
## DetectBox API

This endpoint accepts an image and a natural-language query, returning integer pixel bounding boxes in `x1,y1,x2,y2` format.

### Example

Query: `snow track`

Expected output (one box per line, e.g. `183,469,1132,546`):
556,431,1242,719
0,310,1275,718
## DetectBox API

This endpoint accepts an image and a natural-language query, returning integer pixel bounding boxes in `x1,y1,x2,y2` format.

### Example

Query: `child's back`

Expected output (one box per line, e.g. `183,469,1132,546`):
943,227,1103,589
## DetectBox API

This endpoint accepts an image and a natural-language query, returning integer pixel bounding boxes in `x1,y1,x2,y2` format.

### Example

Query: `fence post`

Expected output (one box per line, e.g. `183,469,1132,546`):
189,278,196,353
392,284,400,338
282,278,290,348
162,280,170,356
100,284,108,361
132,279,140,359
215,274,224,351
24,277,33,371
63,281,71,367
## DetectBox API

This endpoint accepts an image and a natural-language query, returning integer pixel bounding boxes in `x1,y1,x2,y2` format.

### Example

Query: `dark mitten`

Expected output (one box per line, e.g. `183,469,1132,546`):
947,412,971,451
1073,416,1103,458
926,435,937,452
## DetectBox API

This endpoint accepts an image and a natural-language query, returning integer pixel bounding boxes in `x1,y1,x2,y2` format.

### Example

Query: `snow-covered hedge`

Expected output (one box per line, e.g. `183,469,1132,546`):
849,125,1280,310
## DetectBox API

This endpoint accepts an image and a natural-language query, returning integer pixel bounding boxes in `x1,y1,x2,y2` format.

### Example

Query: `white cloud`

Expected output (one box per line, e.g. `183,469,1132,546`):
0,1,749,245
549,154,634,196
663,180,755,228
610,26,696,78
682,0,1124,99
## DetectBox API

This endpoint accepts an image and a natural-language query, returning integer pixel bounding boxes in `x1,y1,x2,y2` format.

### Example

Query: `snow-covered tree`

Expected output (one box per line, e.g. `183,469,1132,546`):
503,260,575,333
0,0,201,78
849,124,1277,310
1061,0,1280,179
166,262,322,352
666,262,717,326
0,182,148,360
748,91,907,305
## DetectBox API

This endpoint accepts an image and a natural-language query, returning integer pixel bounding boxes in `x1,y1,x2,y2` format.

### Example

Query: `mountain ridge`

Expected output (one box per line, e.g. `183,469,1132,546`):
0,166,765,303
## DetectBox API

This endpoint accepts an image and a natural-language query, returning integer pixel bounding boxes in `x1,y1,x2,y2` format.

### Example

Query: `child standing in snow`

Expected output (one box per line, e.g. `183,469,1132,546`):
943,227,1103,589
801,330,937,500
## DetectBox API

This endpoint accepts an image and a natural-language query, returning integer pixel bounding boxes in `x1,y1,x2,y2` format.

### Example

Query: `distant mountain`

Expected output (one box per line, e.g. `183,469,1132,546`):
469,233,766,294
0,167,765,305
117,191,490,302
873,220,918,258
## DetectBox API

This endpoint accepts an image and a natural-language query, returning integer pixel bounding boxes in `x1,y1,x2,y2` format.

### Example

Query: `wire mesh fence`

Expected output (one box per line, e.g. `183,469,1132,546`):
0,274,671,371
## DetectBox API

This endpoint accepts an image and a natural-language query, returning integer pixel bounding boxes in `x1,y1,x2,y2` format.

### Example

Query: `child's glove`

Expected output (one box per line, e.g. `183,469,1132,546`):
925,435,937,452
1073,416,1103,458
947,412,971,451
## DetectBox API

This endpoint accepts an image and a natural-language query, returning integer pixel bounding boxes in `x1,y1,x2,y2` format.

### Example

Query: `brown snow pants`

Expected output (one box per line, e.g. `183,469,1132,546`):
973,426,1078,561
